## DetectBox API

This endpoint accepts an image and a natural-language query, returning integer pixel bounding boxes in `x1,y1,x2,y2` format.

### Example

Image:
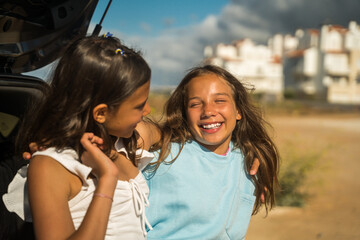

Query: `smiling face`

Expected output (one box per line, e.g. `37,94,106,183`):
104,80,151,138
186,74,241,155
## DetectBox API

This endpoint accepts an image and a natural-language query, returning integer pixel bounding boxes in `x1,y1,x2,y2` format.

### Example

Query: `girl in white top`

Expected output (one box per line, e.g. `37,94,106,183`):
6,34,153,239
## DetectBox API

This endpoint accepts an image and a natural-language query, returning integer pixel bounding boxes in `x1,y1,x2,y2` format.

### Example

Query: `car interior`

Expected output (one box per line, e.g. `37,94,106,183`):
0,74,44,240
0,0,109,238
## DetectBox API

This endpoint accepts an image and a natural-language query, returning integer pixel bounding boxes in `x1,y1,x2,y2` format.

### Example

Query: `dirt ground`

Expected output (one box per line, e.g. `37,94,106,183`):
246,113,360,240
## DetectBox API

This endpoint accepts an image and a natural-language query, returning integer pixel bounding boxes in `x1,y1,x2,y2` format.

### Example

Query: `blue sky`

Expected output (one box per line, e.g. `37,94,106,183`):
28,0,360,88
90,0,229,37
87,0,234,88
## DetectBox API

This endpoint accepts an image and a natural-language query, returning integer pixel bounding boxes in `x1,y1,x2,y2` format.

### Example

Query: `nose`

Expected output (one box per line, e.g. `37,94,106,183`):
201,103,216,118
142,102,151,116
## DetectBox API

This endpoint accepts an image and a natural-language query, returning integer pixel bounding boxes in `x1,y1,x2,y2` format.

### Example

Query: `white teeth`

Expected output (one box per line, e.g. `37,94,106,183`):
202,123,221,129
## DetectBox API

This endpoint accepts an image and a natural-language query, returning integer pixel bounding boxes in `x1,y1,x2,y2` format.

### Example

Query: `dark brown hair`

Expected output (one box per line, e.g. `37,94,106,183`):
17,35,151,165
149,64,279,214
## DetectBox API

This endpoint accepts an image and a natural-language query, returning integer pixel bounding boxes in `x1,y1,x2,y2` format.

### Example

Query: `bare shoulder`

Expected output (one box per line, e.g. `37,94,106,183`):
28,155,69,180
27,155,74,197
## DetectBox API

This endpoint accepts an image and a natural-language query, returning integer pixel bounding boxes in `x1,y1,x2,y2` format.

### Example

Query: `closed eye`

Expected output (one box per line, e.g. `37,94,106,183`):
135,101,147,110
189,99,204,108
189,103,201,108
215,99,227,103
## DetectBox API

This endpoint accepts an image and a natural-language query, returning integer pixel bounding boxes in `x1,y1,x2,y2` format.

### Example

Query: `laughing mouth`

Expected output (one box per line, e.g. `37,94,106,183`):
200,123,222,129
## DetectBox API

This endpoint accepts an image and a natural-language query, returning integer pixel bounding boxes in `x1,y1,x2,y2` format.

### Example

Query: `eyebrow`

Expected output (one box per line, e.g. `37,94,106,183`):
188,93,230,101
214,93,231,97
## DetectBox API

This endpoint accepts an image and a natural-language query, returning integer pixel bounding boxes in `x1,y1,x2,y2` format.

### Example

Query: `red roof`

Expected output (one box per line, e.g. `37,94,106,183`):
285,49,305,58
308,29,319,35
328,25,348,34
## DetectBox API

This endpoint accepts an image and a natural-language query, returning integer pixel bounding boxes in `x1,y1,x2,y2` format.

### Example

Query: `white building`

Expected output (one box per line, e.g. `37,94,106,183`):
204,21,360,104
204,38,283,101
283,21,360,104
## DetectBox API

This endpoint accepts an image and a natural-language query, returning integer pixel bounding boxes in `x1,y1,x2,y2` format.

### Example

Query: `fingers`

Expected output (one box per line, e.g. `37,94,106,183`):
29,142,39,153
250,158,260,175
260,193,265,203
80,133,94,150
249,158,266,203
91,135,104,147
23,142,41,160
80,133,104,150
23,152,31,160
260,187,268,203
81,132,94,141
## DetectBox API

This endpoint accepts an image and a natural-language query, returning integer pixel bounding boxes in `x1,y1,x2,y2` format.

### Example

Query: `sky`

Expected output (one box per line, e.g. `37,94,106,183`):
29,0,360,88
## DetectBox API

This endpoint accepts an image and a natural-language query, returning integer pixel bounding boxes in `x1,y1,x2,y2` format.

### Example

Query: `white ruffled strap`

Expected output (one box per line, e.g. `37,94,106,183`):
114,138,154,171
2,165,32,221
32,148,92,186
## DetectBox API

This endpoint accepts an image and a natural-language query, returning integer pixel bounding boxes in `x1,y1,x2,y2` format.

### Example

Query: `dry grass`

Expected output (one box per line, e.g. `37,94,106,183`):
247,112,360,240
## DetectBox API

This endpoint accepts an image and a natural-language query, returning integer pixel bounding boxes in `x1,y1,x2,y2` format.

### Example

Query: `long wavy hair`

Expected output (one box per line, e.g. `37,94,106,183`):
17,35,151,165
149,65,279,214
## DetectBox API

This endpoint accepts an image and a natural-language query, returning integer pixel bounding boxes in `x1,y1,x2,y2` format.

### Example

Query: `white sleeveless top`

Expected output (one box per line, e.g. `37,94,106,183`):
2,139,154,239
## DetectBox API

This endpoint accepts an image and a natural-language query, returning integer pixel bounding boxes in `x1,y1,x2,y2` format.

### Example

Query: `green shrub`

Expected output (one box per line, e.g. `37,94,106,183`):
276,144,321,207
283,88,296,99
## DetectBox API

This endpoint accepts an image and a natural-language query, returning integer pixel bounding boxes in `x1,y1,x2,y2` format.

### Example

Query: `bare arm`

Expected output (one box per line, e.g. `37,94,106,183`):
28,133,119,240
136,120,161,150
103,120,163,180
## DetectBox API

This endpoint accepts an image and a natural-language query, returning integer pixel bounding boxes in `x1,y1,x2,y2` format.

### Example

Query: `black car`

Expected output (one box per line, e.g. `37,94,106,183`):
0,1,104,239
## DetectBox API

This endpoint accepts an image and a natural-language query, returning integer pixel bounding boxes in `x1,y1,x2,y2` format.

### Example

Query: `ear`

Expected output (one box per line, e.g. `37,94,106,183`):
93,104,108,124
236,110,242,120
